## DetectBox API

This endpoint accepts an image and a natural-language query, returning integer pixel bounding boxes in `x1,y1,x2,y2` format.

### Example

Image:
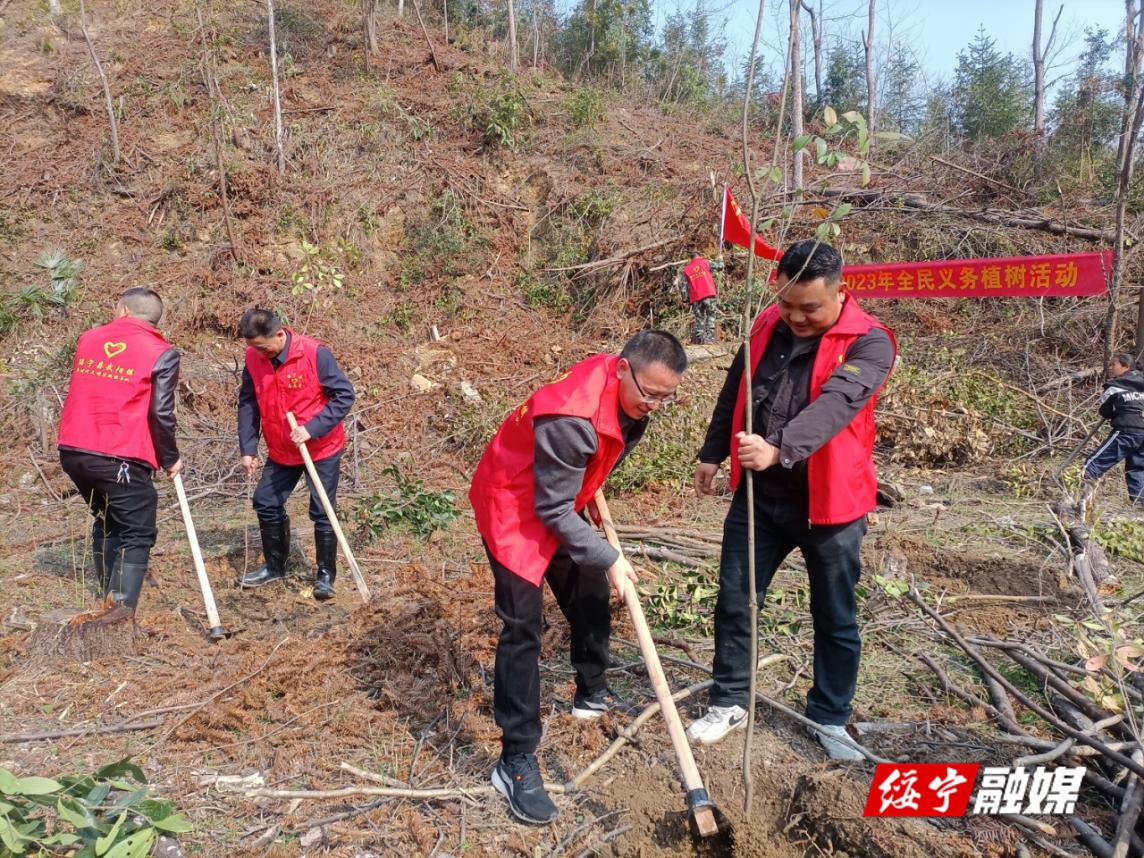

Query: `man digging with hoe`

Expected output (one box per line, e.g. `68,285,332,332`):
469,330,688,824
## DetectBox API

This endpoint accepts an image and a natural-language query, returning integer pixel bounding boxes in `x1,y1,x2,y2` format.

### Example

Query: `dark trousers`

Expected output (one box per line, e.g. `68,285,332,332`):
1084,429,1144,503
710,486,867,726
59,450,158,566
253,452,342,534
488,543,611,756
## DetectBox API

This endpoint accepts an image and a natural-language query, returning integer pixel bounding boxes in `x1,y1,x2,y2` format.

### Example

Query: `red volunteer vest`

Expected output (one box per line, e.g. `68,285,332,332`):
469,354,626,585
730,296,896,525
246,329,345,466
684,257,717,303
57,315,172,469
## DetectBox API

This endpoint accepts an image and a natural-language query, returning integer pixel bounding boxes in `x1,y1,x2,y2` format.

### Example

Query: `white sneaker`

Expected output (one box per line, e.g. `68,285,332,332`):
813,724,864,761
686,705,748,745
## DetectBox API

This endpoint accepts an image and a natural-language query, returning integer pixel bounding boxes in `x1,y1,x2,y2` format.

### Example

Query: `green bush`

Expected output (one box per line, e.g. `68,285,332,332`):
565,87,605,128
354,465,458,539
474,80,529,149
0,758,192,857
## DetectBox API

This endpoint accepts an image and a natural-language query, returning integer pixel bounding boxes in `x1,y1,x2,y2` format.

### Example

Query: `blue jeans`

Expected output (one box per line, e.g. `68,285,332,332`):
1084,430,1144,504
710,486,867,726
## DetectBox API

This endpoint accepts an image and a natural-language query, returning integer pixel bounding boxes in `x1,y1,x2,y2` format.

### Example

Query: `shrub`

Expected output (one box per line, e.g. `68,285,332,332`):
354,465,458,539
565,87,605,128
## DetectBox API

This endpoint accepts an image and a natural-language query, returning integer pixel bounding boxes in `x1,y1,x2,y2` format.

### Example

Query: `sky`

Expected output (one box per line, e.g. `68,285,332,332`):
708,0,1131,86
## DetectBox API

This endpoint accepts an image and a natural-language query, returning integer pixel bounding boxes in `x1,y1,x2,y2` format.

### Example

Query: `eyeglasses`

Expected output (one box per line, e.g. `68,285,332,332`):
630,369,678,405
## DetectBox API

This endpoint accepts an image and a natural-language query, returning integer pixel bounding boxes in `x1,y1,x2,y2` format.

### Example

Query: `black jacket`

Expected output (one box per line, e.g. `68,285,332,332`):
1099,369,1144,431
698,321,894,506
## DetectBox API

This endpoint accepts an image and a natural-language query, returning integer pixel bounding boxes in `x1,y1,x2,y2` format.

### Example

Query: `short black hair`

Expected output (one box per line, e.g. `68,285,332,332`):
777,239,843,286
119,287,163,325
239,308,282,339
1113,352,1136,369
619,330,688,375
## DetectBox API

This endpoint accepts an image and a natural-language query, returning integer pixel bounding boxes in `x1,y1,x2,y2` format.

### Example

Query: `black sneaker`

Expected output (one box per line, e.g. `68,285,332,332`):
491,753,558,824
571,687,639,720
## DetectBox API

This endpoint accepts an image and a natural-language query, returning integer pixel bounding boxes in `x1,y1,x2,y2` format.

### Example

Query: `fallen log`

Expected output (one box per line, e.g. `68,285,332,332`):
27,604,137,663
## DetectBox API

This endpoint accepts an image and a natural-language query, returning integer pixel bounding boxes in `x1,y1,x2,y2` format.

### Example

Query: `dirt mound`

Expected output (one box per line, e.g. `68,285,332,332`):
874,533,1064,598
348,583,479,729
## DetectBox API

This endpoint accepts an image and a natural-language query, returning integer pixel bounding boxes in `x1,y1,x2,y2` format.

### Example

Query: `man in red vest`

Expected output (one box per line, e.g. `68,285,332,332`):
677,255,721,344
57,287,183,611
470,330,688,824
236,309,355,599
686,240,895,760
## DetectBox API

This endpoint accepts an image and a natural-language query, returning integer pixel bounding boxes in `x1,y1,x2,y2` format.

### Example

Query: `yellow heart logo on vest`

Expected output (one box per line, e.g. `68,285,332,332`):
104,342,127,358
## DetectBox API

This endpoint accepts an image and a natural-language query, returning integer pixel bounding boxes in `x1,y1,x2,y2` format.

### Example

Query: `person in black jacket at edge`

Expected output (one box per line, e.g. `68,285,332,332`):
685,240,896,760
1083,352,1144,506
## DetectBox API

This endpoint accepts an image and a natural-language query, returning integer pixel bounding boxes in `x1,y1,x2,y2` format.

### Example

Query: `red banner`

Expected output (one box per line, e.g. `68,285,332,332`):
721,185,783,261
841,251,1111,298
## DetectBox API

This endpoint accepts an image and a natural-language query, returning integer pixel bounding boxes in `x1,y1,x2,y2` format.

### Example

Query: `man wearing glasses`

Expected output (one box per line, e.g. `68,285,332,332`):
686,240,895,760
470,330,688,825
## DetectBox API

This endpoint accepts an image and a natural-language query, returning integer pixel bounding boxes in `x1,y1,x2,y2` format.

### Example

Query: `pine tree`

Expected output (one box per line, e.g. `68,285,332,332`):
952,27,1032,141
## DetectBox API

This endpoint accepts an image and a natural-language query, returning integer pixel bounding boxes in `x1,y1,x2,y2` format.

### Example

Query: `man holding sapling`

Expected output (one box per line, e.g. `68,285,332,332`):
686,240,895,761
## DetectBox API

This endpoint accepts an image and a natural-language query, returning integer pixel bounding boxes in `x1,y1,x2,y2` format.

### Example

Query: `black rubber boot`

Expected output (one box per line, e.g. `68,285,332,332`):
312,530,337,601
109,561,147,610
92,530,121,592
240,517,290,588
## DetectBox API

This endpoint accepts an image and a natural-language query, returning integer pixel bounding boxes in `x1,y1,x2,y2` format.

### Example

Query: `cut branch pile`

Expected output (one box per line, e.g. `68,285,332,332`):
909,589,1144,858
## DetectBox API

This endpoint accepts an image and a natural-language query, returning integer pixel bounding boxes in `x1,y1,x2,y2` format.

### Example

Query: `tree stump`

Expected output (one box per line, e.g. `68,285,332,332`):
28,604,138,663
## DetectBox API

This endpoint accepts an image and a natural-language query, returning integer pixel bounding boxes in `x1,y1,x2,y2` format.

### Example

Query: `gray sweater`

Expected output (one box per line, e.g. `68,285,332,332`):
533,412,646,572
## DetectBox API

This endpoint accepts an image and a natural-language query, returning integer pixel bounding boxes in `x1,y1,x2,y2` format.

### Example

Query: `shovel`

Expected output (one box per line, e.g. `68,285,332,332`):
286,412,371,603
173,473,232,641
594,489,720,838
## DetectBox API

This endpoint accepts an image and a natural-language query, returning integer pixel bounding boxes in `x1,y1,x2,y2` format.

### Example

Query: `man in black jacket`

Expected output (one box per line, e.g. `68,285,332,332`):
686,241,895,760
1083,353,1144,505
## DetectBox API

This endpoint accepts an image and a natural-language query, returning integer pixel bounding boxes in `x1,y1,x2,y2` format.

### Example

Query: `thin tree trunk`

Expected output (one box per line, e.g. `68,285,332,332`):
740,0,767,814
363,0,379,69
1033,1,1063,181
398,0,404,17
532,12,539,68
801,0,822,110
863,0,876,147
266,0,285,174
196,4,240,261
411,0,441,71
789,0,804,189
78,0,120,168
48,0,61,15
1114,1,1144,363
442,0,448,43
507,0,518,70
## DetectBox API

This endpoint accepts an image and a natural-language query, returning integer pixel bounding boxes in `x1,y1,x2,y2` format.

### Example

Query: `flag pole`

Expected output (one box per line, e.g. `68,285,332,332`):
719,182,728,247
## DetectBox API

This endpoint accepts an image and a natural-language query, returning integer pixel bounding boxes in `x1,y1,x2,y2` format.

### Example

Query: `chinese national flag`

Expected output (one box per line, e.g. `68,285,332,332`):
721,185,782,261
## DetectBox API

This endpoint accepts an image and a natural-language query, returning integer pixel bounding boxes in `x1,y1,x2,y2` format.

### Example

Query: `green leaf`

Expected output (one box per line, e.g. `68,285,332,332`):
841,110,863,124
103,827,155,858
97,811,128,855
13,776,62,796
823,105,837,126
0,817,27,853
791,134,812,152
112,788,148,810
814,138,827,163
861,162,871,186
57,796,96,829
42,831,82,846
874,130,909,141
831,202,853,220
0,769,18,794
151,813,193,834
95,760,146,785
768,165,783,183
